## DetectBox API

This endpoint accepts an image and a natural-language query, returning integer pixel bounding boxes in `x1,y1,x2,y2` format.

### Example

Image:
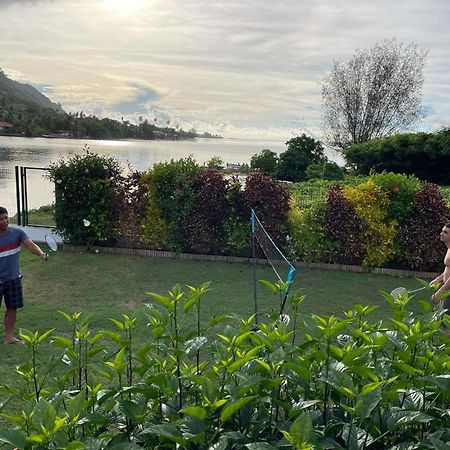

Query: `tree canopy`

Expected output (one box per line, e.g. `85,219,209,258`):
321,39,428,149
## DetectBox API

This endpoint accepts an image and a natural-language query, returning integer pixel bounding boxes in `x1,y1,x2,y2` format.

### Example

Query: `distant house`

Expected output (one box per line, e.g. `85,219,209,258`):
0,120,14,130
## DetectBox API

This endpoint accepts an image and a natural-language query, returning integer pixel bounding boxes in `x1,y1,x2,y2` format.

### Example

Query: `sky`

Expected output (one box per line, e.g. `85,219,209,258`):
0,0,449,140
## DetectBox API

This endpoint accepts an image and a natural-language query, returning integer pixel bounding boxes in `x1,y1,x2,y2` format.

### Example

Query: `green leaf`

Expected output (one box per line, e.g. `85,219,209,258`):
117,399,147,424
181,406,207,420
209,315,232,326
147,292,174,311
283,412,316,448
37,397,57,432
0,429,28,448
220,396,255,422
184,336,207,357
259,279,279,294
37,328,55,344
67,389,87,419
246,443,278,450
52,336,73,347
65,440,86,449
141,424,187,446
354,387,382,419
387,409,434,430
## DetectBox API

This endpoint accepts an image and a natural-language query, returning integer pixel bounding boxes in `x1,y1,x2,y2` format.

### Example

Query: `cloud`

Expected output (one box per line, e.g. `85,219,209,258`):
113,84,161,115
0,0,449,138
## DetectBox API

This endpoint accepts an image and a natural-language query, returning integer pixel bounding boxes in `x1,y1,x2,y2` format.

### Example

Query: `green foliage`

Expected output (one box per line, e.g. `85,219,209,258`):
1,283,449,449
138,173,170,249
47,147,122,245
344,179,398,266
205,155,224,169
250,148,279,176
287,200,338,262
370,172,421,224
344,129,450,184
305,160,345,181
147,156,200,250
276,134,326,182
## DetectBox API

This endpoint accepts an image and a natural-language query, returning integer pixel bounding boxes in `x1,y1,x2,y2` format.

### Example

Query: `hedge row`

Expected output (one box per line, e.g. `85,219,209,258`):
48,152,450,272
289,172,450,271
48,153,290,258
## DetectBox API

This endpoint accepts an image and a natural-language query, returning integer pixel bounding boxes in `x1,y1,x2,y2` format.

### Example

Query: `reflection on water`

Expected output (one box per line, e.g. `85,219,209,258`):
0,136,344,215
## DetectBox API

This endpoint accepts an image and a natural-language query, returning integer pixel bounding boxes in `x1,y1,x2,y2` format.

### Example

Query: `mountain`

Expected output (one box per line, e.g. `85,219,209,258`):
0,69,64,115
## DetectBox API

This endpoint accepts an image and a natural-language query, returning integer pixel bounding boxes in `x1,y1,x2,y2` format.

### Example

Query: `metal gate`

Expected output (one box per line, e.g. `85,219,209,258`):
15,166,56,227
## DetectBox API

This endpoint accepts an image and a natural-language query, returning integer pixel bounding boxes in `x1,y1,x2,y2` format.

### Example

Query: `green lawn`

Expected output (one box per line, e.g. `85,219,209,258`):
1,249,433,387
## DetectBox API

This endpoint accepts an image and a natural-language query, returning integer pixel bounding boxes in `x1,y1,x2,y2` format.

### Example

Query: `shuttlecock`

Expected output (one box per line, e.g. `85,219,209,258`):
83,219,91,227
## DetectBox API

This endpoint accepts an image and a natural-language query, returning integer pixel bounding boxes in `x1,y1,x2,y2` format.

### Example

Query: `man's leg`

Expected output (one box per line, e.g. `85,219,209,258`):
3,278,24,344
4,308,22,344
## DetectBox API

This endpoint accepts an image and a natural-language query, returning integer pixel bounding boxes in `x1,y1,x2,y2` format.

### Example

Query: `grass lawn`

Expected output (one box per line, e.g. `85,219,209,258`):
0,249,433,388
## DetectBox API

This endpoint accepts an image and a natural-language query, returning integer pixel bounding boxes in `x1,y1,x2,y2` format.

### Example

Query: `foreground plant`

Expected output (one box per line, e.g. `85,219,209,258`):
0,283,449,449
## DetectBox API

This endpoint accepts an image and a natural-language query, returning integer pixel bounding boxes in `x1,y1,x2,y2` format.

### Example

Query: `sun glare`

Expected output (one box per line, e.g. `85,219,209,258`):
104,0,145,12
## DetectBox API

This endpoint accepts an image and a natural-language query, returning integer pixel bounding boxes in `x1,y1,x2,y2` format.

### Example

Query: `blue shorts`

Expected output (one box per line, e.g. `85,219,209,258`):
0,277,24,310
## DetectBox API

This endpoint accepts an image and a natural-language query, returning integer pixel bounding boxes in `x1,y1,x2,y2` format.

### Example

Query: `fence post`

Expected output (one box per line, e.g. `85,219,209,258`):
15,166,22,226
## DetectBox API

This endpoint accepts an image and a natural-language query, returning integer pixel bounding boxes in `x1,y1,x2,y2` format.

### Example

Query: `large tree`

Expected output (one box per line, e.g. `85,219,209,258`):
321,39,428,149
276,134,325,182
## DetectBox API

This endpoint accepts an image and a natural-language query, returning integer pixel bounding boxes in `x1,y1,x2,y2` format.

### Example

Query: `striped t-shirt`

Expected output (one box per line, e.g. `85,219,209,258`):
0,227,28,281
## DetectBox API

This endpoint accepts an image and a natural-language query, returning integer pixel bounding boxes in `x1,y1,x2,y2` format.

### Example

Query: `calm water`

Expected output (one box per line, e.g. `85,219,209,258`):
0,136,343,215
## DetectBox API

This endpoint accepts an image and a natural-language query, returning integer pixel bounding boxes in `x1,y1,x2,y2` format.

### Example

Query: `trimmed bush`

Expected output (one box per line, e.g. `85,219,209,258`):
398,183,450,271
181,169,230,254
323,185,366,264
47,149,122,245
147,157,199,251
344,179,397,267
344,129,450,184
243,172,290,248
288,200,338,262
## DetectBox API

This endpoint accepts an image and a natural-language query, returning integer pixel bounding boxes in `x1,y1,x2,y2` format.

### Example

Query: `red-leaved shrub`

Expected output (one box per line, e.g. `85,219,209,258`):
181,169,230,254
323,185,366,264
398,183,450,271
243,173,290,249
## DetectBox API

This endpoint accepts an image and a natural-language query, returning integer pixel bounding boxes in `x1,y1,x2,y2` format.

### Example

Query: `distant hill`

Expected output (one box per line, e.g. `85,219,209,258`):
0,69,64,115
0,70,220,140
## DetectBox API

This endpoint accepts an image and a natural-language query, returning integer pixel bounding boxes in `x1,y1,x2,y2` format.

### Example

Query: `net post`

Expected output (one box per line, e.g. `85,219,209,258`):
251,209,258,324
280,265,296,315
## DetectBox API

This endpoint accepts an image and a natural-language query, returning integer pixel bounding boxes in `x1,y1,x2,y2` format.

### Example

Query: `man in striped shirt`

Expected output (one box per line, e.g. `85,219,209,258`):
0,206,48,344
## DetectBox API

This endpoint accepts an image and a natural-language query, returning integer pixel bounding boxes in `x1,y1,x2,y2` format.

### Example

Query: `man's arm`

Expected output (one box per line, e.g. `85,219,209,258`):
432,277,450,302
430,273,444,286
22,239,48,261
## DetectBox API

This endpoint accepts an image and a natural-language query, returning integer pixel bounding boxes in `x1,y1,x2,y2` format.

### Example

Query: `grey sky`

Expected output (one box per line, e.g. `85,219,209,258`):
1,0,449,138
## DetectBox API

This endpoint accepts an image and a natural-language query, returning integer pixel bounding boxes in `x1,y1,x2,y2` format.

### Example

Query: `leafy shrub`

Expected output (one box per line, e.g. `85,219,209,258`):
398,183,450,270
139,173,170,249
344,129,450,184
1,284,449,449
111,169,149,248
305,161,346,180
243,172,290,248
344,179,398,266
370,172,421,224
287,200,338,262
147,157,199,250
222,177,251,256
47,148,122,245
323,185,366,264
181,169,230,254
